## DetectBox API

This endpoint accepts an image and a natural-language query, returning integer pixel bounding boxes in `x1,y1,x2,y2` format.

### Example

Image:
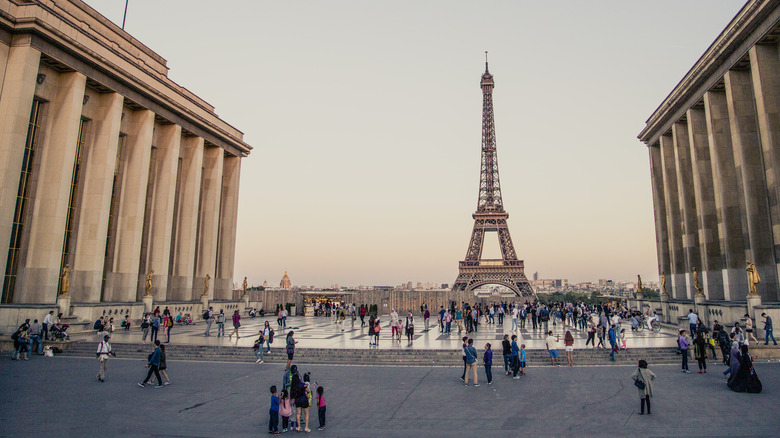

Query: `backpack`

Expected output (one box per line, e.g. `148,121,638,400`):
269,329,274,344
203,310,209,320
11,331,19,341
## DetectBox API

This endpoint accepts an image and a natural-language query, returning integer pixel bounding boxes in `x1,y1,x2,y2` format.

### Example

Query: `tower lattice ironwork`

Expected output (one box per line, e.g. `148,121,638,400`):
451,57,535,298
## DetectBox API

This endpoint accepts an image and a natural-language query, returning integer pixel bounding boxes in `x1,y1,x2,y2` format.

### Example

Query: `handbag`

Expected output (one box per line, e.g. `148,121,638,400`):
634,368,646,390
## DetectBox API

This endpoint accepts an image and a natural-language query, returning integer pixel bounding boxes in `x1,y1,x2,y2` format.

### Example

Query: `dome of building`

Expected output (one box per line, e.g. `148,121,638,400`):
262,280,268,288
280,271,291,289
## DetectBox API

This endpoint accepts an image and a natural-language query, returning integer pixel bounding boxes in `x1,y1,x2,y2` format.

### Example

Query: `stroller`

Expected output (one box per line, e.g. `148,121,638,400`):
50,324,70,341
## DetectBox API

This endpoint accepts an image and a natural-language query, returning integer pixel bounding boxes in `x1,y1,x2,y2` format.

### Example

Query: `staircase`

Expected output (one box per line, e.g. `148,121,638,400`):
59,341,682,366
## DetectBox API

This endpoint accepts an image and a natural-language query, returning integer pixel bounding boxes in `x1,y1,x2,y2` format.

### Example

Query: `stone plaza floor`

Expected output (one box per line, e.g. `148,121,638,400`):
73,314,681,350
1,353,777,437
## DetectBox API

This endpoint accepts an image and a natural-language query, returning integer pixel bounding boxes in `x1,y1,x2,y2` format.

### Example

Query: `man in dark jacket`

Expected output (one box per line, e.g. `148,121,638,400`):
138,340,163,388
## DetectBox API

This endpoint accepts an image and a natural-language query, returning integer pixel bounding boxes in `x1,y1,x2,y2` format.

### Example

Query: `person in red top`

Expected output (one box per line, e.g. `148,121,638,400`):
228,310,241,339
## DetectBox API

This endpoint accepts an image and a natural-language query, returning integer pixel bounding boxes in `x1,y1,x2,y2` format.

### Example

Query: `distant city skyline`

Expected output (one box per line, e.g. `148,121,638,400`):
88,1,744,288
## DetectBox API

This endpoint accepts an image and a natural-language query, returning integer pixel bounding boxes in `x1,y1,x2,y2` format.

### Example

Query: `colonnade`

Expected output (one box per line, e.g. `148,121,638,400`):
648,43,780,302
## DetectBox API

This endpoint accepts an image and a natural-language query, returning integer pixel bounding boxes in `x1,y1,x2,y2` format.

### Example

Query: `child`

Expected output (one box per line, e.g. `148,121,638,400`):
269,385,280,434
519,344,527,376
396,319,403,342
279,389,292,433
483,343,493,385
316,386,326,430
621,328,627,350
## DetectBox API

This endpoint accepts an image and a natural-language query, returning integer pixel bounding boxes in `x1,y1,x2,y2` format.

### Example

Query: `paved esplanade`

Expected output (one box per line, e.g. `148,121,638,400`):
71,314,680,349
1,355,777,437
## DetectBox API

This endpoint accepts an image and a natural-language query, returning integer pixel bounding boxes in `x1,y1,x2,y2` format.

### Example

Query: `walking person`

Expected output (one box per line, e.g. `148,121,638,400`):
586,319,596,347
423,307,430,331
694,331,707,373
762,313,777,345
150,344,172,385
608,325,618,362
11,324,29,360
483,343,493,385
631,360,655,415
141,314,150,342
687,309,699,340
546,330,560,366
744,313,759,345
564,330,575,367
679,330,691,373
464,338,479,386
204,307,214,336
42,310,54,340
285,331,297,370
138,340,164,388
95,334,115,382
228,310,241,339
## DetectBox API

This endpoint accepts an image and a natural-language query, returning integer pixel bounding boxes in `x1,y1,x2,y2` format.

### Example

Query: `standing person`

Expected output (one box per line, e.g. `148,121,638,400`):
279,389,292,433
216,309,226,337
204,306,214,336
43,310,54,340
228,310,241,339
390,309,399,340
445,310,452,335
687,309,699,340
164,314,173,343
464,338,479,386
564,330,575,367
316,386,326,431
762,313,777,345
455,307,463,334
631,360,656,415
510,335,521,378
694,331,707,374
150,314,160,343
269,385,280,434
608,325,617,362
263,321,273,353
501,334,511,375
95,334,115,382
621,328,627,350
423,307,430,331
141,314,150,342
138,340,164,388
254,331,265,364
586,319,596,348
511,306,519,331
744,314,759,345
546,330,560,366
405,311,414,343
679,330,691,373
285,331,297,370
359,305,366,327
281,307,288,328
439,306,446,332
518,344,527,376
28,319,43,355
372,317,381,346
483,343,493,385
460,336,469,382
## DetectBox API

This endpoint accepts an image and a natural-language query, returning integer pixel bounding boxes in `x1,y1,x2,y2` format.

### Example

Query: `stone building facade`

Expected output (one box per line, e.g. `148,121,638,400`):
639,0,780,304
0,0,251,329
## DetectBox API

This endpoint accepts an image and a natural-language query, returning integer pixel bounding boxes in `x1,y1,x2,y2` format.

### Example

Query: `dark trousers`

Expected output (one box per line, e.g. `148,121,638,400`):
484,364,492,383
282,416,289,429
720,345,730,365
269,409,279,432
697,357,706,370
681,349,689,370
142,365,162,386
42,323,49,340
151,327,158,342
503,354,511,373
586,332,595,346
461,356,467,379
318,406,326,428
640,395,651,414
512,356,520,377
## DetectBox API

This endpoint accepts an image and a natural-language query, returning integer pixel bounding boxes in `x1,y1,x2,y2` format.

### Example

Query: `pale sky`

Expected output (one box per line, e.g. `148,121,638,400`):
88,1,744,288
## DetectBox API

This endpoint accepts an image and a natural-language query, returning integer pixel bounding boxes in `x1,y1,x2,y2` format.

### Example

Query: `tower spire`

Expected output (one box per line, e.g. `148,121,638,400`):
485,51,489,72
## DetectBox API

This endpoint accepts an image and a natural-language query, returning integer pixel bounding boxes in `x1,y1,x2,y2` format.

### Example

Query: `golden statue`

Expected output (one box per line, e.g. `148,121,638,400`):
746,260,760,295
242,277,248,295
660,272,667,295
60,264,74,296
203,274,211,296
637,275,643,293
693,267,703,296
145,270,154,296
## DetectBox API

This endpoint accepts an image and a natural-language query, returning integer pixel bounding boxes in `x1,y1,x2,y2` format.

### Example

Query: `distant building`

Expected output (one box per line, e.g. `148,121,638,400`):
280,271,291,290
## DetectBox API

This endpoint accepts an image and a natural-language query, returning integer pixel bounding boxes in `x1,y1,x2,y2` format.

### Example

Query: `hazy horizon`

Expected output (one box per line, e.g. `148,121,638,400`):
86,1,745,288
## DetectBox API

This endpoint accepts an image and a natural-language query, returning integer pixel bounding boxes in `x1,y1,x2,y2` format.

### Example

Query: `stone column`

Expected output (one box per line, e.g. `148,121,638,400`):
703,90,748,300
104,109,154,302
0,43,40,295
686,108,724,300
724,70,777,301
70,92,124,303
215,155,241,299
659,134,687,299
169,136,204,300
672,121,702,298
15,71,86,304
194,146,223,300
649,146,672,289
141,123,181,301
749,44,780,302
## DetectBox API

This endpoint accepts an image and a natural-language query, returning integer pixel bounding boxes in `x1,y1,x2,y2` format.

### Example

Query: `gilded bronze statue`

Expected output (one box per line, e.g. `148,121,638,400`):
145,270,154,296
693,267,703,296
746,260,760,295
60,264,74,295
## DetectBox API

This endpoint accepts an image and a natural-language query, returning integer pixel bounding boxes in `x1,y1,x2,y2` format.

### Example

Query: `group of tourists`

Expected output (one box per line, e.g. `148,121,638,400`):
270,364,327,433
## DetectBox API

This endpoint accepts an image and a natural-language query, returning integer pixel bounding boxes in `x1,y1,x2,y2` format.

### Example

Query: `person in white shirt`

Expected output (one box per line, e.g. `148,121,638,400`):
96,335,115,382
511,308,519,331
43,310,54,340
687,309,699,337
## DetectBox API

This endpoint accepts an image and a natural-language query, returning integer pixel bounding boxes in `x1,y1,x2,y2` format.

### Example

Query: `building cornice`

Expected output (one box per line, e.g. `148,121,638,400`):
638,0,780,147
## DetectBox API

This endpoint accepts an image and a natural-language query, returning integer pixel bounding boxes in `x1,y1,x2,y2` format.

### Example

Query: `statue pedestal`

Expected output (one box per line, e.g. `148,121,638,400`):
694,293,707,325
57,294,71,317
660,294,670,324
636,291,644,300
201,294,210,313
242,294,250,307
142,295,153,314
747,293,762,319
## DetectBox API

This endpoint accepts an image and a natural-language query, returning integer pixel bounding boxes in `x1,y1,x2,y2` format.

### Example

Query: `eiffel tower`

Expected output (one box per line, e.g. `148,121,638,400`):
452,56,535,298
